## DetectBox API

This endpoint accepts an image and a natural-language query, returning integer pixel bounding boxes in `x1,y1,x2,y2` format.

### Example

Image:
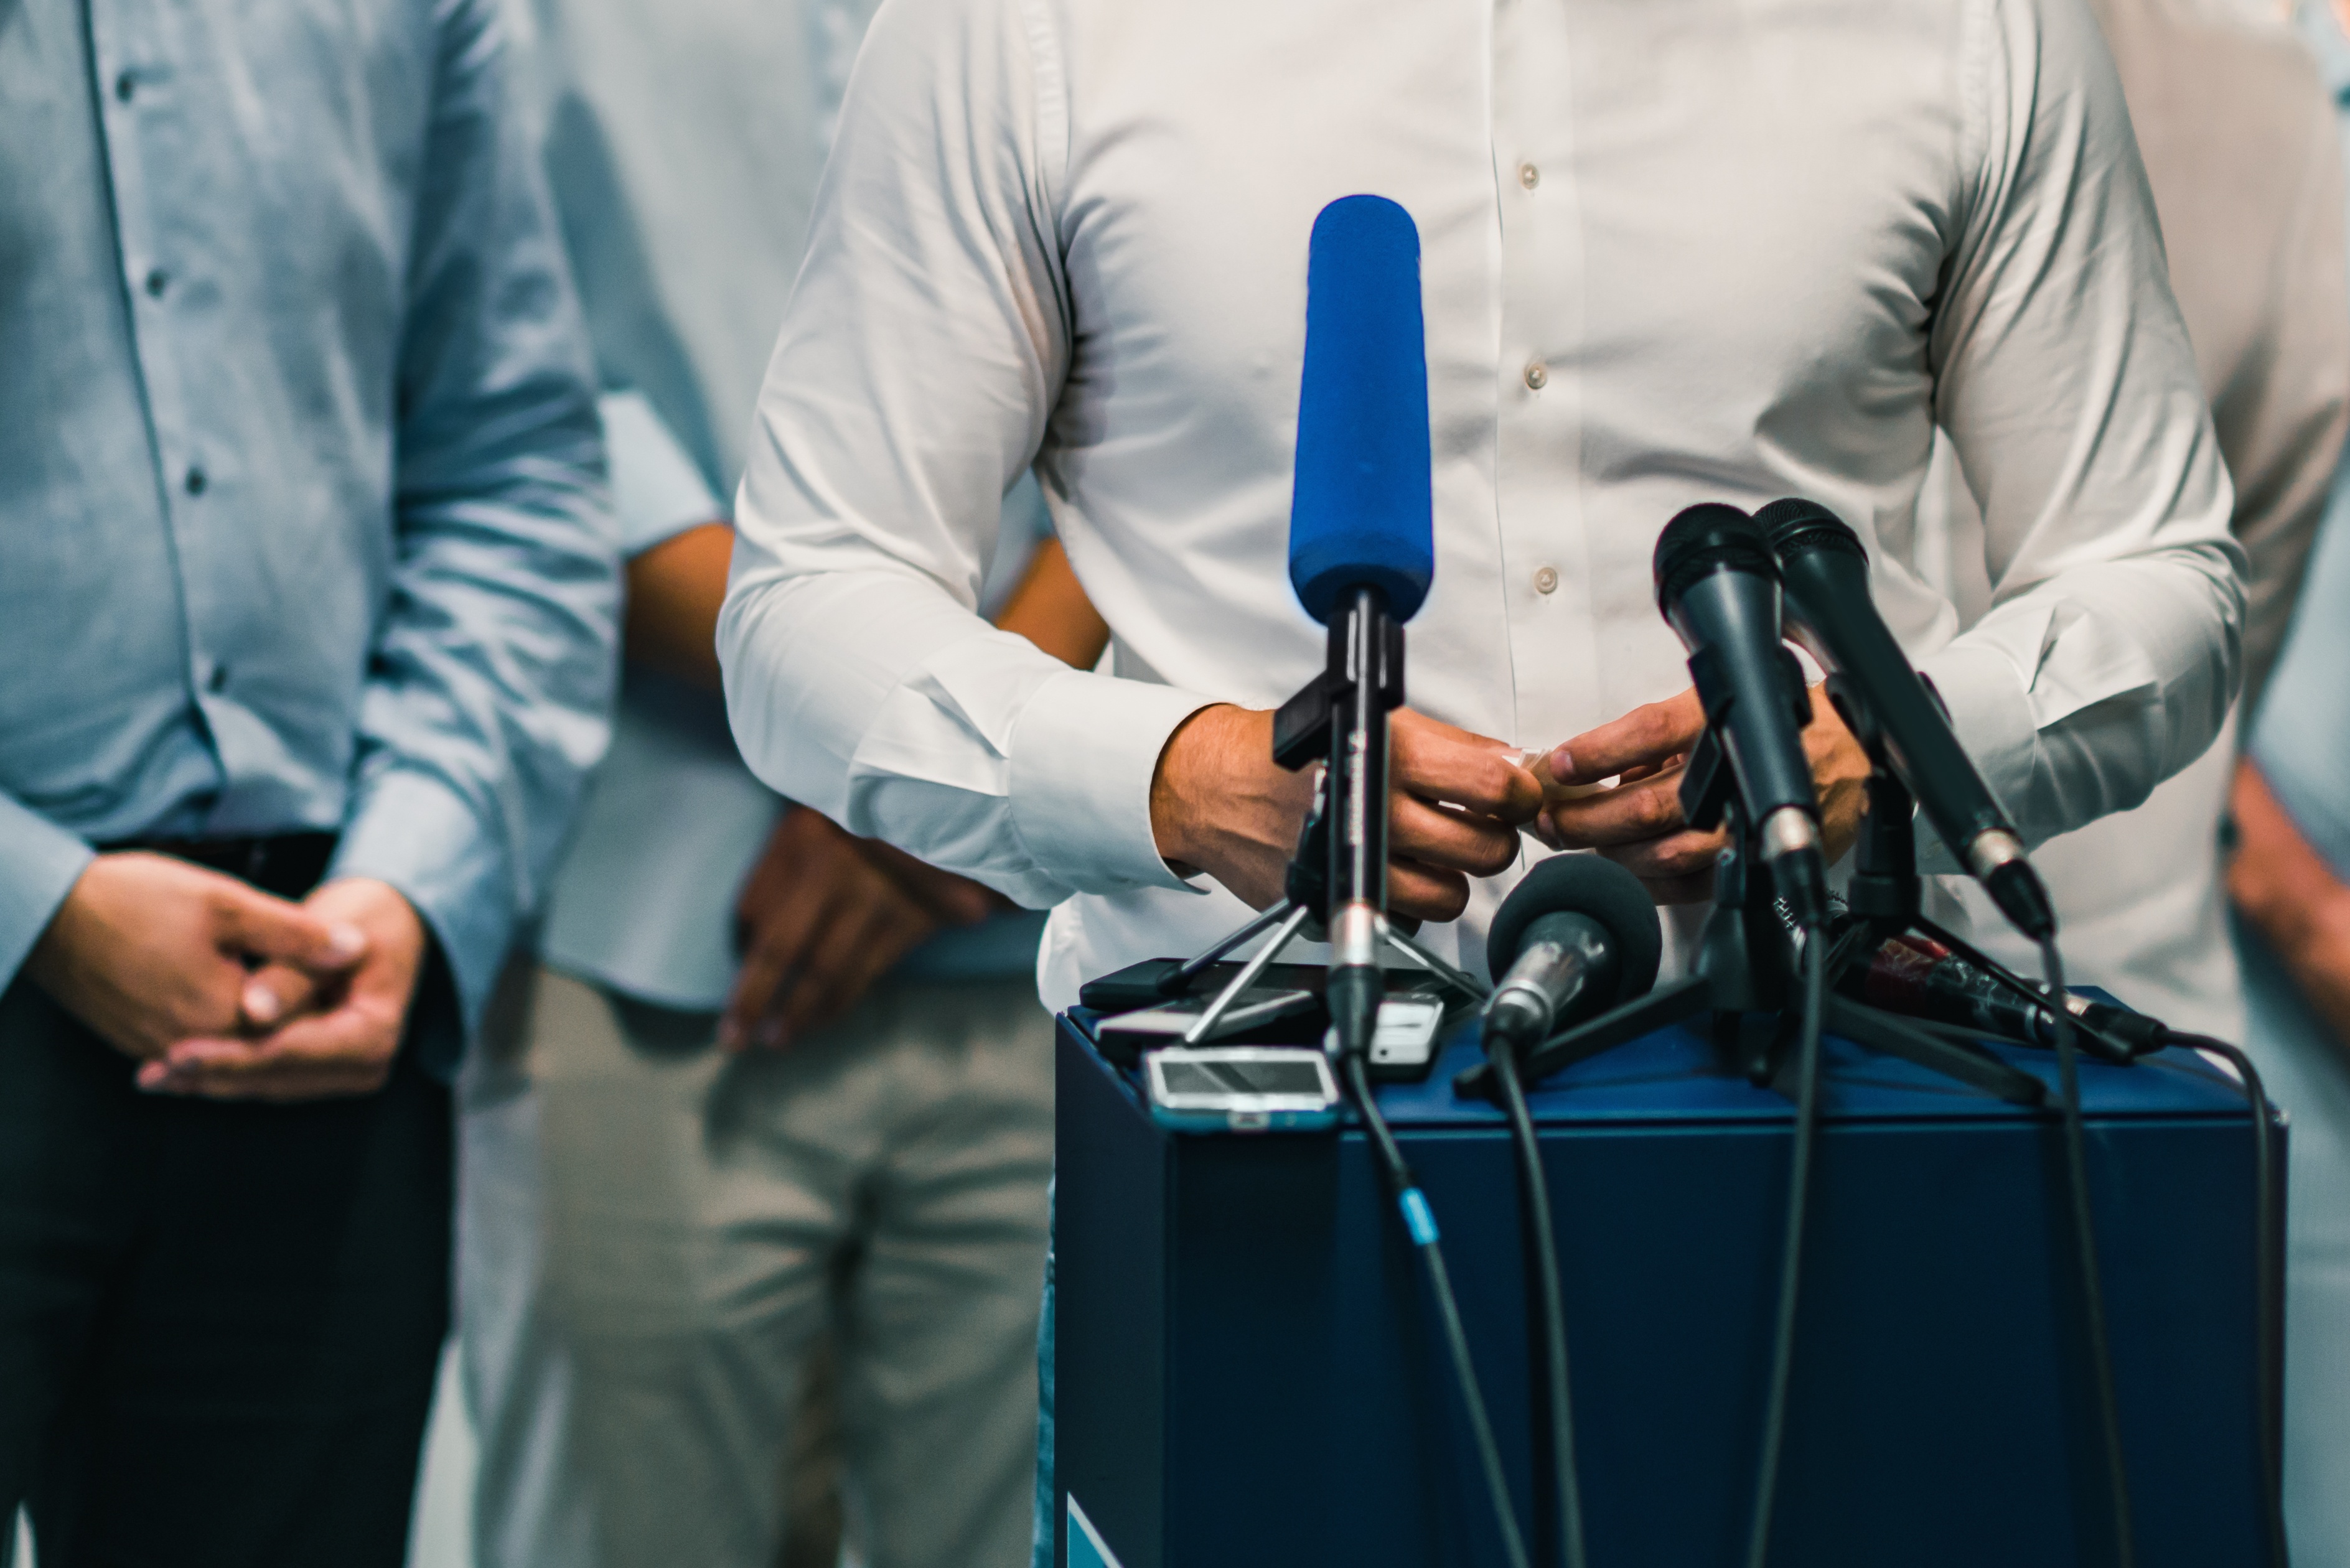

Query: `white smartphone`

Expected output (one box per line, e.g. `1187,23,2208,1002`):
1143,1046,1341,1134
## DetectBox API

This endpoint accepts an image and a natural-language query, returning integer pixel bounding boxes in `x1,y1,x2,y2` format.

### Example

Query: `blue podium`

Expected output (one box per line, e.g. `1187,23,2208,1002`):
1052,1006,2276,1567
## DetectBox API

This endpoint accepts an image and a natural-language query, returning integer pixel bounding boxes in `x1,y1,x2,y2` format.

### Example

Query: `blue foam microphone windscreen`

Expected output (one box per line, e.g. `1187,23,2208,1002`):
1287,195,1435,626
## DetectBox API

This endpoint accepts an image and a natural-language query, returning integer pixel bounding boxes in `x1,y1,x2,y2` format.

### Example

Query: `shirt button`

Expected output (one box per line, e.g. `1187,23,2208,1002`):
1519,162,1540,190
207,663,230,693
1533,566,1559,595
1524,362,1548,391
143,268,169,298
115,72,136,103
184,467,207,496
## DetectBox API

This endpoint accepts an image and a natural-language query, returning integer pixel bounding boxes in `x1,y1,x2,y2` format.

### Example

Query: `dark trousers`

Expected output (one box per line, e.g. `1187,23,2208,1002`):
0,976,452,1567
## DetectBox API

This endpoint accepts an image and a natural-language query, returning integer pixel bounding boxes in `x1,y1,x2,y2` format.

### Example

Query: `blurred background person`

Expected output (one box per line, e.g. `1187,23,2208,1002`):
1916,0,2350,1038
444,4,1110,1567
0,0,617,1564
2228,6,2350,1562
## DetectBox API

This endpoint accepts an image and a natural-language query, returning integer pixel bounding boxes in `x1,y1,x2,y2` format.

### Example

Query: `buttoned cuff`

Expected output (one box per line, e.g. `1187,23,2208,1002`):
0,793,95,990
330,766,514,1079
1008,670,1217,897
1914,636,2042,869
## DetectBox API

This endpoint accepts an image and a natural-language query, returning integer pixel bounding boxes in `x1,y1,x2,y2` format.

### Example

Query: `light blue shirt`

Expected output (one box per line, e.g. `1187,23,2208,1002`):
526,0,1047,1011
0,0,621,1073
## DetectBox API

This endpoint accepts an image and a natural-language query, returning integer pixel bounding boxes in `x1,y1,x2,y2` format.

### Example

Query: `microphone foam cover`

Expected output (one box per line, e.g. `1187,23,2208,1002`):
1485,852,1664,1006
1652,502,1772,614
1288,195,1435,625
1754,497,1866,567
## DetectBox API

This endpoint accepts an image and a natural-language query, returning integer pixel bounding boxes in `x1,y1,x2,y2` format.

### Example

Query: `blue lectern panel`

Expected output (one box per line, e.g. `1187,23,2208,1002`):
1056,1012,2270,1567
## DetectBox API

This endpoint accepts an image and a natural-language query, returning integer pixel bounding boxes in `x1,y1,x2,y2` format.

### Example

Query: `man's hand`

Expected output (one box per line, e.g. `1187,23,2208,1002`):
137,877,428,1101
1149,705,1543,922
721,809,1002,1052
24,853,368,1063
1537,684,1870,903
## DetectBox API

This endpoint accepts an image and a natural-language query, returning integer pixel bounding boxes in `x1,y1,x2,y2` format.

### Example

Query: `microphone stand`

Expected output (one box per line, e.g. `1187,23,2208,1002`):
1151,597,1530,1568
1154,594,1489,1049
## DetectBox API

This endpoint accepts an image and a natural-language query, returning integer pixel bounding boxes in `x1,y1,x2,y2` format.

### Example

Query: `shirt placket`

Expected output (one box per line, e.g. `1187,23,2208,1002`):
1490,0,1603,752
87,0,235,805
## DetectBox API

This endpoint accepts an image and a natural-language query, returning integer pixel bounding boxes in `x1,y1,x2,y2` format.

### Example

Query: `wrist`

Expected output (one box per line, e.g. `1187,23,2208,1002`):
1149,704,1250,874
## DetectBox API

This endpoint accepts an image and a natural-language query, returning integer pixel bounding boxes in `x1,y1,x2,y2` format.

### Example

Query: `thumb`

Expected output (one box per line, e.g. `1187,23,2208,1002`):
215,884,369,974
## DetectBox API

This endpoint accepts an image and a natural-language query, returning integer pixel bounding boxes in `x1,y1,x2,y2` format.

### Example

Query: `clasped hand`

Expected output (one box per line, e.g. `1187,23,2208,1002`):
1149,706,1545,922
1148,686,1872,916
1535,684,1871,902
26,853,428,1101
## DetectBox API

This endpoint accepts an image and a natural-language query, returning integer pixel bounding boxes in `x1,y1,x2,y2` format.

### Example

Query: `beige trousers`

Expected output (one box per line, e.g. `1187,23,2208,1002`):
457,966,1054,1568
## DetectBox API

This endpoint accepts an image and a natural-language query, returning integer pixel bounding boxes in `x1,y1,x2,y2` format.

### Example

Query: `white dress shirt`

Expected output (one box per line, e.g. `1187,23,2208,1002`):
720,0,2244,1007
1916,0,2349,1038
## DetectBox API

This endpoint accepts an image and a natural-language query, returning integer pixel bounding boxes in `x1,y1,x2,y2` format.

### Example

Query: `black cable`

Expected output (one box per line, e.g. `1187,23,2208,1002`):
2039,940,2135,1568
1341,1051,1532,1568
1490,1038,1589,1568
1746,925,1827,1568
1891,928,2278,1566
2158,1031,2288,1568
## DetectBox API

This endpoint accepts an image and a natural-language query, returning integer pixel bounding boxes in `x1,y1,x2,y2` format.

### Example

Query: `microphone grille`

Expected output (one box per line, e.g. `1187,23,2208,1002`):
1652,503,1773,614
1485,852,1663,1004
1755,498,1866,567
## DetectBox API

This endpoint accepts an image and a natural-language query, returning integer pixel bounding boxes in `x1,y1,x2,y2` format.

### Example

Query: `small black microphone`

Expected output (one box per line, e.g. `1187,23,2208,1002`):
1755,499,2056,941
1850,934,2153,1061
1482,854,1664,1054
1652,505,1830,928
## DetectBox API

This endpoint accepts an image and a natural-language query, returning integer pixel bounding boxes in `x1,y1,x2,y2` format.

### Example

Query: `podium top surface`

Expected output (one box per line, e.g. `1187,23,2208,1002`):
1066,1005,2254,1132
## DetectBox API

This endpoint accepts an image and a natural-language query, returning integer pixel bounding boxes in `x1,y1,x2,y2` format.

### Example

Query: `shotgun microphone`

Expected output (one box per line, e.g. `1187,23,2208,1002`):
1755,499,2056,941
1652,505,1829,928
1277,194,1436,1058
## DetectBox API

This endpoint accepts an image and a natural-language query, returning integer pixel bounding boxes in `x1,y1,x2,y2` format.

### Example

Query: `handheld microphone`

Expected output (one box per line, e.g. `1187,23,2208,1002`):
1754,500,2056,941
1278,194,1436,1058
1482,854,1665,1055
1849,935,2153,1060
1652,505,1830,927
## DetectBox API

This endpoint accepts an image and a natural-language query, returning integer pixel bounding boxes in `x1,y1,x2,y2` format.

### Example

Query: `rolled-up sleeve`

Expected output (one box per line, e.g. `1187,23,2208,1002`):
1919,0,2244,847
330,0,620,1071
718,0,1211,908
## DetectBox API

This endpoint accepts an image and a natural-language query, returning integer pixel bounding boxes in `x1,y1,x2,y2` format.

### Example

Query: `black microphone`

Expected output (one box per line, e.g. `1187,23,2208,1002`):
1755,499,2056,941
1848,934,2153,1061
1652,505,1830,927
1482,854,1665,1055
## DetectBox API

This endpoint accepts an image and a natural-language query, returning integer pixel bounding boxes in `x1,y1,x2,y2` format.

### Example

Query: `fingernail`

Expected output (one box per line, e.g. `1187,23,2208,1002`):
1550,745,1575,779
326,923,367,961
136,1062,168,1091
243,980,281,1024
759,1019,789,1052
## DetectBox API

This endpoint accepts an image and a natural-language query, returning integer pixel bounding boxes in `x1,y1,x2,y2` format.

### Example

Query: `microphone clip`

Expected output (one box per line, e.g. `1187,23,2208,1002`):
1272,596,1406,772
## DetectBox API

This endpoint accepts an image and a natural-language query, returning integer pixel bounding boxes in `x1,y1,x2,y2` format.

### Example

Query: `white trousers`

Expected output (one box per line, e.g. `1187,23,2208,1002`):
456,966,1053,1568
